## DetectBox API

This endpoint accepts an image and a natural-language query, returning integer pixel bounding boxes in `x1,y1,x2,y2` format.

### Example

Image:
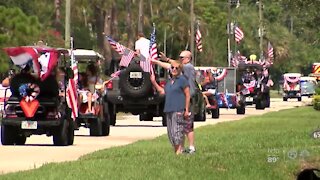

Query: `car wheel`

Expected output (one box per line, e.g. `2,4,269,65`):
67,119,74,145
1,124,15,145
162,114,167,127
283,97,288,101
139,114,153,121
119,63,152,98
53,119,69,146
255,98,265,110
236,105,246,114
298,97,302,101
265,93,270,108
211,107,220,119
90,118,103,136
195,107,206,121
14,135,27,145
108,103,116,126
101,103,110,136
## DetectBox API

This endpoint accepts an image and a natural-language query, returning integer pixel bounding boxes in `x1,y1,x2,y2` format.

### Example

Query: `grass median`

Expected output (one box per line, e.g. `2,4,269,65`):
1,107,320,180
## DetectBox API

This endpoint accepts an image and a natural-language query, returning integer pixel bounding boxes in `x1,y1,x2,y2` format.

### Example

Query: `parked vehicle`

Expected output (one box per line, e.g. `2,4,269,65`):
1,46,74,146
300,76,317,98
72,49,110,136
282,73,302,101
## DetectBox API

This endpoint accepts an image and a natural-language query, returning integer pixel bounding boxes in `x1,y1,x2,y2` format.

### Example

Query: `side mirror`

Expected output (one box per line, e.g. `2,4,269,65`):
66,68,74,79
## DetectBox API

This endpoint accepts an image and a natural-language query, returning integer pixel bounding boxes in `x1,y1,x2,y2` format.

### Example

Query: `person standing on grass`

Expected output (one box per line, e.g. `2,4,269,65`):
150,60,190,155
151,50,196,154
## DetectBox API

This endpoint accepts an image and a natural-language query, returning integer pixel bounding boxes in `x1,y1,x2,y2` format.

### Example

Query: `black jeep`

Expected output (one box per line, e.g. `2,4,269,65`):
104,58,166,126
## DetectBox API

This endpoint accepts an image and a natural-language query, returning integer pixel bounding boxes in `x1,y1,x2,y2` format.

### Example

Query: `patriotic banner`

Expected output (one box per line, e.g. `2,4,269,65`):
107,36,135,68
195,24,203,52
38,51,59,80
231,50,247,67
66,37,78,120
234,25,244,43
4,46,59,80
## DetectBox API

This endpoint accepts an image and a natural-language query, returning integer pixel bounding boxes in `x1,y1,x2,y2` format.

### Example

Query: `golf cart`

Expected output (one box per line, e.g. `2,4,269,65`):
1,46,74,146
72,49,110,136
237,62,271,109
282,73,302,101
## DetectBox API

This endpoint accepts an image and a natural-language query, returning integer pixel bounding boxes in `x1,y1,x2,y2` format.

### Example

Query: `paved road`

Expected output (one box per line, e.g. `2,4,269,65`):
0,98,312,174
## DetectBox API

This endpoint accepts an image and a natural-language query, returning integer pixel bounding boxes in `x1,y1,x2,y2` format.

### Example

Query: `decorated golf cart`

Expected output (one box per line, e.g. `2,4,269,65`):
71,49,110,136
282,73,302,101
195,66,246,118
1,46,74,146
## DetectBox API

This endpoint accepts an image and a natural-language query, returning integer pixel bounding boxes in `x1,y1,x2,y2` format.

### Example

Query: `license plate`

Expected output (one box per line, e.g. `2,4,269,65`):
130,72,142,78
246,97,253,102
21,121,37,129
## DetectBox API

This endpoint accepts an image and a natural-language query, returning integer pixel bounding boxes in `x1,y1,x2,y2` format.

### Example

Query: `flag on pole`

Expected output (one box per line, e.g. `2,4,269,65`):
267,42,274,59
147,23,158,74
195,24,203,52
234,25,244,43
106,36,135,67
66,37,78,120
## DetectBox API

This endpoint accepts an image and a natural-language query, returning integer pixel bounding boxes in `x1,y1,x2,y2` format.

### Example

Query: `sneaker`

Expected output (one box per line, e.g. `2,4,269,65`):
188,148,196,154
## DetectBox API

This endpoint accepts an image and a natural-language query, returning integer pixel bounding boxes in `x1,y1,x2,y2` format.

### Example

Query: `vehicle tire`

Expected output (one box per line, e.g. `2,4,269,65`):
90,118,103,136
119,63,152,98
211,107,220,119
53,119,69,146
237,105,246,114
139,114,153,121
162,114,167,127
67,119,74,145
195,107,206,121
101,103,110,136
1,125,14,145
283,97,288,101
255,99,265,110
108,103,116,126
298,97,302,101
14,135,27,145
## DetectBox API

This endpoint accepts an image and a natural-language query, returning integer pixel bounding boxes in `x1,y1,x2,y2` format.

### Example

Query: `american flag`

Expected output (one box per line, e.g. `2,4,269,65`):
107,36,135,67
66,37,78,120
234,26,244,43
146,24,157,74
231,50,247,67
195,24,203,52
267,42,274,59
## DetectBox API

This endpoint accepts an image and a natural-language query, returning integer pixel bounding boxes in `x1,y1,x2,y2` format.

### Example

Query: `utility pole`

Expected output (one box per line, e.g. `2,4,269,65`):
65,0,71,48
227,0,231,67
138,0,144,33
190,0,195,64
259,0,263,61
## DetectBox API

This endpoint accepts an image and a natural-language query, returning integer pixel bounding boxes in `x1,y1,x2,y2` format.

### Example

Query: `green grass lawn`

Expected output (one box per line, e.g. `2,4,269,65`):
1,107,320,180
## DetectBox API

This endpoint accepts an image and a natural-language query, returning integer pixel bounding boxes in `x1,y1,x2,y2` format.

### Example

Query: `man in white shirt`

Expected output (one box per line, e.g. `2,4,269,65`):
135,32,150,61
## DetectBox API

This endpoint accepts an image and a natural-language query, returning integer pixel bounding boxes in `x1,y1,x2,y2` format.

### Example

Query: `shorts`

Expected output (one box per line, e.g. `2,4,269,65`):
184,112,194,133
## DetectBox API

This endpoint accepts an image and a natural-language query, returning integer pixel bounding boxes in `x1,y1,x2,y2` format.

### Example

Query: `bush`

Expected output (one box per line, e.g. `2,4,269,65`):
312,95,320,110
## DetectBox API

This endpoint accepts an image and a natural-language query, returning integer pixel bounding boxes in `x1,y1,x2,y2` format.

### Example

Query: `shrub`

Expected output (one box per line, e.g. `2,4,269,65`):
312,95,320,110
315,84,320,95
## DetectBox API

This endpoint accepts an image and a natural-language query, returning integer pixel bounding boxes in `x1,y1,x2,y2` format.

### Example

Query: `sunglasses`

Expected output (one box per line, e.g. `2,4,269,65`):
171,66,180,70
